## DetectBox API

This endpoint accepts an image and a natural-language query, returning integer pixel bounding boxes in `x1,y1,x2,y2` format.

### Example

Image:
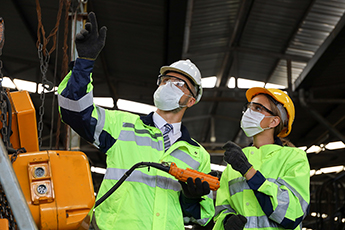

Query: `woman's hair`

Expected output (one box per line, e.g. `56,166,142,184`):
263,94,295,147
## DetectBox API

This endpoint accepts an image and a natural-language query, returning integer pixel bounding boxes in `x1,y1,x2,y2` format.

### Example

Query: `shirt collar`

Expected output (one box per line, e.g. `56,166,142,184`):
140,112,199,147
152,112,181,135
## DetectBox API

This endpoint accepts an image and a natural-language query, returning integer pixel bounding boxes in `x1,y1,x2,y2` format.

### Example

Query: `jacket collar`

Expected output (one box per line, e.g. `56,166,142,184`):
140,112,199,147
248,136,283,147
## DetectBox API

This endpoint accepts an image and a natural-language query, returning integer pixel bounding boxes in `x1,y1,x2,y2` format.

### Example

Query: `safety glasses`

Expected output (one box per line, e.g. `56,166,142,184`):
243,102,275,115
157,75,196,98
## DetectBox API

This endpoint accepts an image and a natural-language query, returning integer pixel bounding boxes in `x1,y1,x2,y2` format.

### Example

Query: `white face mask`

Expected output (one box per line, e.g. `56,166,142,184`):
240,108,273,137
153,81,188,111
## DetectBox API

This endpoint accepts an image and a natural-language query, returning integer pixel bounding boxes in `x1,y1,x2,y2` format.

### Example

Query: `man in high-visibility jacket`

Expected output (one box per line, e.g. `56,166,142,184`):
57,12,214,230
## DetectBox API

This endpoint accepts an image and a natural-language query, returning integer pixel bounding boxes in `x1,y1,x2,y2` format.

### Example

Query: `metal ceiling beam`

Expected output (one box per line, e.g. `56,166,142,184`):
200,0,254,143
293,4,345,91
299,89,345,144
307,116,345,148
263,0,316,87
184,47,310,63
182,0,194,57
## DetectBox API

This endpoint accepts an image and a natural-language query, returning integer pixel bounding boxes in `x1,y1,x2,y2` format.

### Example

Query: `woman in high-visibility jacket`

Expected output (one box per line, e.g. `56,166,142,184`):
213,87,310,230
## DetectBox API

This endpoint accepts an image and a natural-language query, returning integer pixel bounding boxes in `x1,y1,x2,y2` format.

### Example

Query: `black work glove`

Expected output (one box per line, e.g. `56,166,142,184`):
223,141,253,176
224,214,247,230
179,177,210,199
76,12,107,60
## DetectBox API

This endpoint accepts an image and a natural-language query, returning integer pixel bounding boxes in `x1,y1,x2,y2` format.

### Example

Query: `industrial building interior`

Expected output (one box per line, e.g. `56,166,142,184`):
1,0,345,229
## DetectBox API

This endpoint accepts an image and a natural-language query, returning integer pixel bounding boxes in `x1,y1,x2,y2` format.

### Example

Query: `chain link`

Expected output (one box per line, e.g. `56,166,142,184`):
37,43,54,149
0,60,9,149
0,183,17,230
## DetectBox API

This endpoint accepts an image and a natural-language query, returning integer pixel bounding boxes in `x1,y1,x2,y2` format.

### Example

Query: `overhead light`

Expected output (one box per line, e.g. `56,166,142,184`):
2,77,16,89
211,163,226,172
325,141,345,150
227,77,236,88
237,78,265,89
306,145,322,154
298,146,307,151
201,76,217,88
320,165,344,174
265,83,285,89
91,166,106,174
117,99,156,115
310,169,316,177
94,97,114,108
13,79,37,93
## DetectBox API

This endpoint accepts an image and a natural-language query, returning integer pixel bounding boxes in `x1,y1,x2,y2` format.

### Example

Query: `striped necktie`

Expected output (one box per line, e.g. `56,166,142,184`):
163,123,173,151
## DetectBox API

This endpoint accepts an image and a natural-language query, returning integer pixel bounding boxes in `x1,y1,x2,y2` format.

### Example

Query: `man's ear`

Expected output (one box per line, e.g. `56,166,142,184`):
187,97,196,108
269,116,281,128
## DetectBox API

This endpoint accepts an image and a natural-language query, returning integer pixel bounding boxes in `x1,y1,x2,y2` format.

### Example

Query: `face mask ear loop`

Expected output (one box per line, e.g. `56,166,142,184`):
264,115,279,130
178,93,193,109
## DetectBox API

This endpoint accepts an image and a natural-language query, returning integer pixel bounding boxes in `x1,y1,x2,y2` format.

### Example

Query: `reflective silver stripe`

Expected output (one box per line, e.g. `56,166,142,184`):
93,106,105,146
268,185,289,223
123,123,162,139
195,217,210,226
171,149,200,170
207,190,214,199
228,177,309,220
246,215,280,228
118,130,163,151
270,178,309,216
104,168,181,191
58,90,93,112
228,177,248,196
215,205,236,216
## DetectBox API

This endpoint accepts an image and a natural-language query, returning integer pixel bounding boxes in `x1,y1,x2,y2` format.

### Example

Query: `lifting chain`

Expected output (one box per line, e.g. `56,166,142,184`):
0,17,16,229
0,60,9,148
37,43,53,149
0,184,16,230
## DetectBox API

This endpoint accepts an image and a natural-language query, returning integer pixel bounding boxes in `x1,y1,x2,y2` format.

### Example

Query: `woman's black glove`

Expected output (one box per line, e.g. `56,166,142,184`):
223,141,253,176
224,214,247,230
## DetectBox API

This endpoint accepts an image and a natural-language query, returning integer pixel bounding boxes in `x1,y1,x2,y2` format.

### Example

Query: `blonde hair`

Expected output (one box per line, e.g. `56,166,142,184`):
265,95,295,147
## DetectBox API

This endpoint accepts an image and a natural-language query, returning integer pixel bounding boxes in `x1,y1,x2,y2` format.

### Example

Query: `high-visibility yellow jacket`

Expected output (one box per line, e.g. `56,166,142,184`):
213,143,310,230
57,58,215,230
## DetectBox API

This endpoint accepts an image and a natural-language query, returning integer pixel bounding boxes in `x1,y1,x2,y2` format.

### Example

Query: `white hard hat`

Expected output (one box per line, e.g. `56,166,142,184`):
160,59,203,103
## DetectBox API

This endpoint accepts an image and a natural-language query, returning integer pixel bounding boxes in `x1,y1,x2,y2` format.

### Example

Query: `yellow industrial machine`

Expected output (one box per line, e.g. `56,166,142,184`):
0,90,95,230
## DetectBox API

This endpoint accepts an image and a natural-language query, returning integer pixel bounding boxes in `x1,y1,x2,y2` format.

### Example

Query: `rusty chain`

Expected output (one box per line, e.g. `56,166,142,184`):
37,43,54,149
0,184,16,230
0,60,9,149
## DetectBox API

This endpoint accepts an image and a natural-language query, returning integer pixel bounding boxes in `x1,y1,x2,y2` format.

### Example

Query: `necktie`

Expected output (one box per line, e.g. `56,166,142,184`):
163,123,173,151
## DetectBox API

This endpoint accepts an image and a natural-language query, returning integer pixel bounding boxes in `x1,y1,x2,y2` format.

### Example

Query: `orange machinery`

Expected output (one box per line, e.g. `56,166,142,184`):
0,91,95,229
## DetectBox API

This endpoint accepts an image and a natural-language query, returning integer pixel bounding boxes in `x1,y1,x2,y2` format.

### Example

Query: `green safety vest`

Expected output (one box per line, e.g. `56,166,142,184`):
213,144,310,230
92,110,215,229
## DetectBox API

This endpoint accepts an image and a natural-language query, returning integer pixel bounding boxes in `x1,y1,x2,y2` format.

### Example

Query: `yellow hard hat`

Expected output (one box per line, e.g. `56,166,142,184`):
246,87,295,137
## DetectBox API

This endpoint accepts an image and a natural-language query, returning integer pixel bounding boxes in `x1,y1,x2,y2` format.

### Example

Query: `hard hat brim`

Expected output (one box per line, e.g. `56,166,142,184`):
160,66,197,86
246,87,279,103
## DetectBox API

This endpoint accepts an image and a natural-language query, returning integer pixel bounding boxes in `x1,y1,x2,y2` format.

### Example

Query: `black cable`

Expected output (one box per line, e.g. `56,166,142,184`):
94,162,170,208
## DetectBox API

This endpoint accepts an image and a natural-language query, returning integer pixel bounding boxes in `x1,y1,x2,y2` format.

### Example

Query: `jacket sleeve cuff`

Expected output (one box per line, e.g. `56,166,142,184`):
74,58,95,72
247,170,266,190
179,193,202,219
